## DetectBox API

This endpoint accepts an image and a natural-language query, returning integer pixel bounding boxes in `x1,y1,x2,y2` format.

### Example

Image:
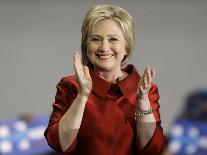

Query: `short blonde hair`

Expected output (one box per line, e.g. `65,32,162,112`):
81,4,135,66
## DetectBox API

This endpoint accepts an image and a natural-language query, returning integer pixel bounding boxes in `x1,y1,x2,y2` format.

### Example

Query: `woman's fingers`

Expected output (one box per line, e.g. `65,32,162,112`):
137,66,156,101
73,52,92,81
138,86,144,96
73,52,84,81
146,66,151,84
151,67,155,79
143,76,148,89
83,66,91,79
141,66,156,90
145,66,155,83
73,52,92,96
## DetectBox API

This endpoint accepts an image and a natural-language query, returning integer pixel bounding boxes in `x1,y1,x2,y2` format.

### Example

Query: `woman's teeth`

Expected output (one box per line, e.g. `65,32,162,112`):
97,54,113,59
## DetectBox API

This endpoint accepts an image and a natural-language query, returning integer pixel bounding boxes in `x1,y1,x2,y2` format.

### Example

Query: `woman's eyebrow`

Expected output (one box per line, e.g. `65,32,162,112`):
107,35,119,37
90,34,101,37
90,34,119,37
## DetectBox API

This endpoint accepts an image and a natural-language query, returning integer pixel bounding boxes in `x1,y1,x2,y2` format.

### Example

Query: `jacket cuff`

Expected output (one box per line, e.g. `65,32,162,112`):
45,122,77,152
136,123,166,155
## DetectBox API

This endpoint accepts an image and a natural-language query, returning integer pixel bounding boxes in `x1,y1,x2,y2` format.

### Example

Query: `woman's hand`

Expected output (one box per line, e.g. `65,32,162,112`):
73,52,92,96
137,66,155,110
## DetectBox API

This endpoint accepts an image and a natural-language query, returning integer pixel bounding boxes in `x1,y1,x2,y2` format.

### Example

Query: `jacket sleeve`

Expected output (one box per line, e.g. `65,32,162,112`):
136,84,167,155
44,76,79,152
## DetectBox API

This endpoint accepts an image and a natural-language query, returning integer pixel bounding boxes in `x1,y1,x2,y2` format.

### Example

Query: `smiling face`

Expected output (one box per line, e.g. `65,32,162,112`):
87,19,127,72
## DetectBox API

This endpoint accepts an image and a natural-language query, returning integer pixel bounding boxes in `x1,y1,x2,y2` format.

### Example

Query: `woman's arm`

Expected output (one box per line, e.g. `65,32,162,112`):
59,52,92,151
43,52,93,152
135,66,166,154
136,99,156,149
59,92,89,151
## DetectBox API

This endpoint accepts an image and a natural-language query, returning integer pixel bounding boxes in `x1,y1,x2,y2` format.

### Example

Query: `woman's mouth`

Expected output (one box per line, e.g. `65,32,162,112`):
96,54,114,60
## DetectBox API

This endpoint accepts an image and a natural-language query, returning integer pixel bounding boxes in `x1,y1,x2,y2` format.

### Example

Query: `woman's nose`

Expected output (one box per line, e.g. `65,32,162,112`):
99,40,110,52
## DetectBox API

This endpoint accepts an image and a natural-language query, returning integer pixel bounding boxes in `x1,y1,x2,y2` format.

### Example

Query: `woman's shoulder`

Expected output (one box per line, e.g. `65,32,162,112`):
124,64,141,78
57,74,79,90
61,74,77,83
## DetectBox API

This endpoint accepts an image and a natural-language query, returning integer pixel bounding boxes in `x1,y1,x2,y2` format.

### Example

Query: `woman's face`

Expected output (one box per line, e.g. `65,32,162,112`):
87,19,127,72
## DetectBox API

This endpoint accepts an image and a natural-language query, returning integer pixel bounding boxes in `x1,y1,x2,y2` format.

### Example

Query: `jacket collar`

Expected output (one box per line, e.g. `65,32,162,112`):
89,64,140,100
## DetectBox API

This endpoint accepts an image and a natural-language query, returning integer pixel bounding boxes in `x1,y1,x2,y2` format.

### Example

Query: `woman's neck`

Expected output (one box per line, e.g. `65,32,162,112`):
94,68,127,84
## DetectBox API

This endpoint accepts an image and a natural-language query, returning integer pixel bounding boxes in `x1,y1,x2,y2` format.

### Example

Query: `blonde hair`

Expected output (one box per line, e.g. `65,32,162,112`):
81,4,135,66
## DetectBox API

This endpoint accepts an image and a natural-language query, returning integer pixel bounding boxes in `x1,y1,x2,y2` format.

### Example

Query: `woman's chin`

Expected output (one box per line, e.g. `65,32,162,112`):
94,64,115,72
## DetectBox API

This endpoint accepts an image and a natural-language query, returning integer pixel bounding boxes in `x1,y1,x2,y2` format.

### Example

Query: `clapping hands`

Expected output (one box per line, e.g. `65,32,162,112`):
137,66,155,103
73,52,92,96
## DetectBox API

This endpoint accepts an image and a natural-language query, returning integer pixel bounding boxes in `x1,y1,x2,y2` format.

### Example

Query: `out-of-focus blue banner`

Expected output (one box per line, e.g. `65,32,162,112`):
168,118,207,155
0,115,53,155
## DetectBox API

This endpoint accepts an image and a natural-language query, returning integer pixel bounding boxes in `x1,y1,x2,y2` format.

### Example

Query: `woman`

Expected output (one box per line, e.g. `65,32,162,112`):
44,4,166,155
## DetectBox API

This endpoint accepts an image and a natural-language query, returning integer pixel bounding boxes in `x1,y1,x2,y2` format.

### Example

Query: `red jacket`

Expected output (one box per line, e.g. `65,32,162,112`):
44,64,166,155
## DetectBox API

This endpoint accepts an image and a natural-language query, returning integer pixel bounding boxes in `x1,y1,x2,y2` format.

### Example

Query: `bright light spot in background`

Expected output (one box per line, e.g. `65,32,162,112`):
28,126,45,140
171,124,184,138
198,136,207,149
169,140,182,153
187,127,199,138
0,140,13,153
14,121,27,132
0,125,10,138
185,144,197,155
18,139,30,151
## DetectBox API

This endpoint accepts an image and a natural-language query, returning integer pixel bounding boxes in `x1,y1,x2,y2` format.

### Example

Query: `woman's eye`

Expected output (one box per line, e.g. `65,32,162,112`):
109,38,118,42
91,38,101,42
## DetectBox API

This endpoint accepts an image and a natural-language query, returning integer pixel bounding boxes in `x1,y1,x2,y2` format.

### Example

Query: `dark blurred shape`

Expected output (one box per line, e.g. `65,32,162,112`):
18,113,34,123
181,90,207,121
163,89,207,155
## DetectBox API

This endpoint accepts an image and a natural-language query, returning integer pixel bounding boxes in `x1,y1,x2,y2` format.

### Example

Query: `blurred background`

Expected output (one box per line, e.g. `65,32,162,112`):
0,0,207,154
